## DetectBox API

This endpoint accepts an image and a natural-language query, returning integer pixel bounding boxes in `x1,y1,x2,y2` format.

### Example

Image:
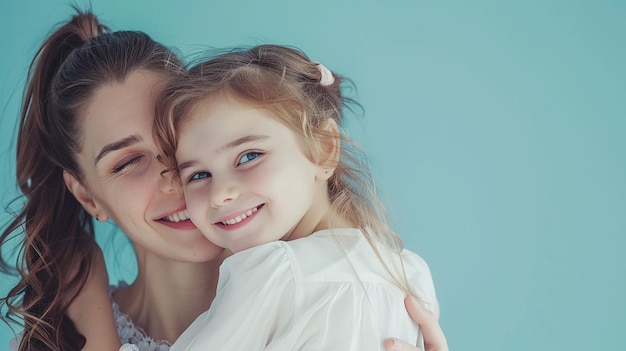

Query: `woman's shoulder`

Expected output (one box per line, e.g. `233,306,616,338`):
8,282,172,351
110,281,172,351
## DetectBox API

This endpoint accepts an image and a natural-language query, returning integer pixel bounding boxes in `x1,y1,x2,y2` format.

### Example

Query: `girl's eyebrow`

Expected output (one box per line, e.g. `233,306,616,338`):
177,134,269,172
95,135,143,165
216,134,269,153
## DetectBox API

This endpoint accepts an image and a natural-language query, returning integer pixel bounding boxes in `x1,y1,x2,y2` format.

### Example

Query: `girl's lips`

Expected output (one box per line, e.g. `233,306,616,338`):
214,204,263,231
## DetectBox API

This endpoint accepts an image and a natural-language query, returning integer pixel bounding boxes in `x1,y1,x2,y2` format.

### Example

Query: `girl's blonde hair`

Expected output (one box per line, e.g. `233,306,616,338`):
154,44,412,294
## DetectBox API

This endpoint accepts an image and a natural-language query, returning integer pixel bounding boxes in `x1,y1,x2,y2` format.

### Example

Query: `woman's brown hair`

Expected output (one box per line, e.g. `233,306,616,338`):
0,8,184,350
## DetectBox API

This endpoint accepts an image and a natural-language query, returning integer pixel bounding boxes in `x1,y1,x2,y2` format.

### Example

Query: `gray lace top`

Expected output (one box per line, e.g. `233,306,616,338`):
111,282,172,351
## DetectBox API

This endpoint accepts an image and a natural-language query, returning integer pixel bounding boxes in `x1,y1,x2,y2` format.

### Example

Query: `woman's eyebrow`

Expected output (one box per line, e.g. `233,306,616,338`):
94,135,143,165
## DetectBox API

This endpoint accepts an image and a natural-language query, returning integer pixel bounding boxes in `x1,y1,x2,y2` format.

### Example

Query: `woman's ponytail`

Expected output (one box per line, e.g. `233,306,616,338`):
2,9,106,351
2,5,184,348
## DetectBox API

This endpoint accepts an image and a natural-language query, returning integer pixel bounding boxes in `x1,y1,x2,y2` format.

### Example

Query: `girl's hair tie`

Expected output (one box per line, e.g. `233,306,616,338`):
314,62,335,86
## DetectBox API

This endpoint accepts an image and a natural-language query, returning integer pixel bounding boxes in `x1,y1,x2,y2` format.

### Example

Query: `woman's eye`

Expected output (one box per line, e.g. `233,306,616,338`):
238,152,262,165
189,171,211,182
113,156,144,173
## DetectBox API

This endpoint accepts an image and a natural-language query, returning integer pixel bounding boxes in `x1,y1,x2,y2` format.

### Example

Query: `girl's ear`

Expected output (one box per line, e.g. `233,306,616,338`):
315,119,341,181
63,170,109,222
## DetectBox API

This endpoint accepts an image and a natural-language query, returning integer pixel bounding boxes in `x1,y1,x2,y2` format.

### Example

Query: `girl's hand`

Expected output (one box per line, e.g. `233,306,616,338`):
383,296,449,351
66,244,121,350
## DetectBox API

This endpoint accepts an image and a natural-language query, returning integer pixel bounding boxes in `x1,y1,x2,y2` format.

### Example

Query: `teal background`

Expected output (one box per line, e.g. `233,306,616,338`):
1,1,625,350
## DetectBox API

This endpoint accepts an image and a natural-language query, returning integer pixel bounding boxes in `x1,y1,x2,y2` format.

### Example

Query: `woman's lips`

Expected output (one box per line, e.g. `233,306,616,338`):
158,208,197,230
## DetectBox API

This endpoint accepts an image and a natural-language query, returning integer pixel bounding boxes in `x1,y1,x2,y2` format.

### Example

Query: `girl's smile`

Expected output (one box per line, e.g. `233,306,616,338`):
214,204,263,229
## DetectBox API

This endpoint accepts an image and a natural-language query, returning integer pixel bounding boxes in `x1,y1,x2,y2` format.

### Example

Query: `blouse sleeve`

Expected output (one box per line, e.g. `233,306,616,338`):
171,242,296,351
402,250,438,312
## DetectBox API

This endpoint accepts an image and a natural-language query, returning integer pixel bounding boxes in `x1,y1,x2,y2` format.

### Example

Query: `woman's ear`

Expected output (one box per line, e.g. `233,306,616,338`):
63,170,109,222
315,119,341,181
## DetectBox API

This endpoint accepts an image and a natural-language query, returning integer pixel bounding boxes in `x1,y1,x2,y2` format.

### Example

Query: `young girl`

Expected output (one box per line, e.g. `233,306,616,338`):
154,44,439,350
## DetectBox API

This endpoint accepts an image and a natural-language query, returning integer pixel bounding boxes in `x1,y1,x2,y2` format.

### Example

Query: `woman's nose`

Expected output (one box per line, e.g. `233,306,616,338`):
158,167,181,194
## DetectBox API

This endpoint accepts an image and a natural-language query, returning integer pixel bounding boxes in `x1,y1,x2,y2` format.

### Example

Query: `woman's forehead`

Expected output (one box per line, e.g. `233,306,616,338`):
81,72,163,155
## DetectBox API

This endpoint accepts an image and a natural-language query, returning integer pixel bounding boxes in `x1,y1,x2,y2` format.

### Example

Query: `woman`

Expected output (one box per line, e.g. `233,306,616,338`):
0,9,447,351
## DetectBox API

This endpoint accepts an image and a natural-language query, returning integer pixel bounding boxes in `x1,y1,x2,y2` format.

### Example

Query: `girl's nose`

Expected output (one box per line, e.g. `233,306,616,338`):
209,178,240,208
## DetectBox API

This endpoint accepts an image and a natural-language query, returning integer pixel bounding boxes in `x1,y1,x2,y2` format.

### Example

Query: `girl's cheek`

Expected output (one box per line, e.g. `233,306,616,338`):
245,163,272,188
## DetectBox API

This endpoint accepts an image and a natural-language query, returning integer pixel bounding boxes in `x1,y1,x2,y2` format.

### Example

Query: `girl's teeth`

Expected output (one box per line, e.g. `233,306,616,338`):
221,207,258,225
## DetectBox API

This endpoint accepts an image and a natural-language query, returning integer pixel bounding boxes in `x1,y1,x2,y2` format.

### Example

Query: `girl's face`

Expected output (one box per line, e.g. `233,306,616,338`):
176,97,332,253
66,70,223,262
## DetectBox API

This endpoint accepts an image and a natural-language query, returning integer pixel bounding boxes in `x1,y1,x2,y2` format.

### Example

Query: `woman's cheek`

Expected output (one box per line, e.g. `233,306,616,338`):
185,188,206,226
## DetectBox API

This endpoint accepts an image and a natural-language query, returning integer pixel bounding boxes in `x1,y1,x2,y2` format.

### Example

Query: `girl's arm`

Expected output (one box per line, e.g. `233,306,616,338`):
66,244,121,351
383,296,448,351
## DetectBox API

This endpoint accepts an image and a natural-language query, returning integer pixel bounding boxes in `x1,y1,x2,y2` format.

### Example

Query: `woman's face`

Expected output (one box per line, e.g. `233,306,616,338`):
67,70,223,262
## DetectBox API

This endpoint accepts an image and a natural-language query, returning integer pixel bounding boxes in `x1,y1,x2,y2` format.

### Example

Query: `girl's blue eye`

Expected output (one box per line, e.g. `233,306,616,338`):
238,152,261,165
190,171,211,182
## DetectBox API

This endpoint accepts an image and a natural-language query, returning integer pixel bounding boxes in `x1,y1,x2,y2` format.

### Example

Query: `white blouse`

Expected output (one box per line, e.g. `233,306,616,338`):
171,228,437,351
